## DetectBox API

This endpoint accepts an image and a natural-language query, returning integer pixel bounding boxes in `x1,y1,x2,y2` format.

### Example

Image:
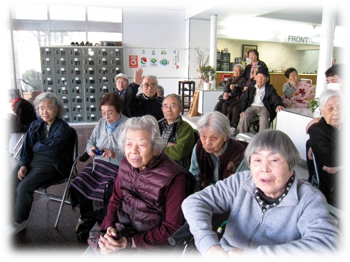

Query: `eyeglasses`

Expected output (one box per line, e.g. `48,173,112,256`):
162,105,179,110
143,83,157,88
116,80,128,84
101,111,116,116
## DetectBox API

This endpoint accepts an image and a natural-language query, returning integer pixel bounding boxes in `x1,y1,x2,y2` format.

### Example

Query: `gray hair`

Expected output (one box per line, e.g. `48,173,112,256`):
234,64,244,74
244,129,300,171
141,75,158,86
318,89,343,110
118,115,165,156
8,89,21,99
33,92,65,118
162,93,182,107
196,111,232,138
157,85,164,97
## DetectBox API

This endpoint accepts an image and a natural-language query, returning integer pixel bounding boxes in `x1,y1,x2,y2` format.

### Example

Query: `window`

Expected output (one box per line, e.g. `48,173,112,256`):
13,31,43,91
88,32,122,43
51,31,86,46
49,5,85,21
13,4,47,20
87,7,122,22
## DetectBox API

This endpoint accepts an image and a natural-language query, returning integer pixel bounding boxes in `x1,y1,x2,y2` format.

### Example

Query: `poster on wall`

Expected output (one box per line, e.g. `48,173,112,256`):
129,55,138,68
126,48,185,78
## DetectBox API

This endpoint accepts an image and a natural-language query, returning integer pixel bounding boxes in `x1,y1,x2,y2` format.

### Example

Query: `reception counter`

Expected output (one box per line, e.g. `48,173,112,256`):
276,108,314,162
216,72,318,97
197,88,222,114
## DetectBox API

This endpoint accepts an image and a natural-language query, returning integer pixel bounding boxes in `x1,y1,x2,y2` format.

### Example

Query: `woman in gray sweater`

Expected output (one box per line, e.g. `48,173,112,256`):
182,129,340,257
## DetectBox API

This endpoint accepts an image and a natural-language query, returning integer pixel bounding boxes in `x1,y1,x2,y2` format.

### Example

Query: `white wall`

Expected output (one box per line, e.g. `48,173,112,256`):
122,7,189,96
217,38,344,74
188,19,211,88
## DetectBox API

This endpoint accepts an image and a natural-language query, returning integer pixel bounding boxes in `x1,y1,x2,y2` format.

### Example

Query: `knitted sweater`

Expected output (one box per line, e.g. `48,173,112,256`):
182,170,340,256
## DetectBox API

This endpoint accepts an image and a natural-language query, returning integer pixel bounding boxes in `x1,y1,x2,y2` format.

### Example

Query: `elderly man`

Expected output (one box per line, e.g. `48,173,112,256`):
114,68,143,117
239,66,284,133
158,94,196,169
131,75,164,120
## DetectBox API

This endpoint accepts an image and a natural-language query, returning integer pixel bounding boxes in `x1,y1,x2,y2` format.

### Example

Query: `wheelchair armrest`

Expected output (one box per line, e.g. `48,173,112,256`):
168,221,192,246
79,151,90,162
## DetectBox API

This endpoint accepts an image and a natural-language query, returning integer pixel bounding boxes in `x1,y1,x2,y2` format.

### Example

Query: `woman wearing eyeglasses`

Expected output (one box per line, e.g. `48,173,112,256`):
69,93,128,241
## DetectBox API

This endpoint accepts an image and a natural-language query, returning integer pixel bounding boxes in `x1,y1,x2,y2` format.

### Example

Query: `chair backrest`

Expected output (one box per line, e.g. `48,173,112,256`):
221,73,232,82
37,126,78,189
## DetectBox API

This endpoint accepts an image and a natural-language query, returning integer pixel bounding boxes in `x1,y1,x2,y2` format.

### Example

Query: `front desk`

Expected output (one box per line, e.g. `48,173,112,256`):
276,108,314,162
197,88,222,114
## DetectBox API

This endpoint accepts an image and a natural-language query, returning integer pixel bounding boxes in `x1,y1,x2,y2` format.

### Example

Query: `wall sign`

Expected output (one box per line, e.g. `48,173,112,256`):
286,35,311,44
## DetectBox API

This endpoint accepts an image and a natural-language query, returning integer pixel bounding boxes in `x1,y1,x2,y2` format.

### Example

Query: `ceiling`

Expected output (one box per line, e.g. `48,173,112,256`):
193,1,349,27
89,0,342,26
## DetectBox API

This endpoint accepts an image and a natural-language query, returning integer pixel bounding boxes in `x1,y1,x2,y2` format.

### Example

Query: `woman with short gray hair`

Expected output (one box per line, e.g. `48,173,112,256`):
182,129,340,257
214,64,246,118
10,92,73,235
308,89,343,208
118,114,164,155
189,111,245,189
99,115,190,252
33,91,65,119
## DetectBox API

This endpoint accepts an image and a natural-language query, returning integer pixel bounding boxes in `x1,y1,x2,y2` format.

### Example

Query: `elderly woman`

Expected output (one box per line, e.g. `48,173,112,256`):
98,115,190,253
10,92,73,235
69,93,128,233
182,129,340,257
308,89,343,208
189,111,245,190
214,64,246,116
1,88,37,156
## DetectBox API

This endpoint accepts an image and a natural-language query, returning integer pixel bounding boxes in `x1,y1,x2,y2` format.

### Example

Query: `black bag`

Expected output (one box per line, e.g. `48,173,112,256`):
76,219,96,242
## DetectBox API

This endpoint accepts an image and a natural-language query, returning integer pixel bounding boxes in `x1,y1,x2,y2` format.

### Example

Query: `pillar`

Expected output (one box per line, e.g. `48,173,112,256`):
209,14,218,71
315,3,336,97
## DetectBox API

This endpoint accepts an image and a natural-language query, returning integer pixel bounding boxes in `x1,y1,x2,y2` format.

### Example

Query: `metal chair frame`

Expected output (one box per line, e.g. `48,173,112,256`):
34,127,79,227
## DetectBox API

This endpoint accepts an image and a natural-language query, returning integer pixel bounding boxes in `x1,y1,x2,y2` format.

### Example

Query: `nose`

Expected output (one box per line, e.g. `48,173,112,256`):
261,160,271,173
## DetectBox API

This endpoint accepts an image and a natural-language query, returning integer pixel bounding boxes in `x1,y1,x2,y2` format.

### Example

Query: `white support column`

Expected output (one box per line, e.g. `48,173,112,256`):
315,3,336,97
209,14,218,69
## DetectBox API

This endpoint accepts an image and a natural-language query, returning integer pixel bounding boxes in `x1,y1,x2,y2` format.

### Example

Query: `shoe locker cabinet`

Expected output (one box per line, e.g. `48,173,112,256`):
40,46,123,124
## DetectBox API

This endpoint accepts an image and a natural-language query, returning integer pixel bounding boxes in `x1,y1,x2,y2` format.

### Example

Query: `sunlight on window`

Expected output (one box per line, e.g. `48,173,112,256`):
87,7,122,22
49,5,85,21
13,4,47,20
88,32,122,43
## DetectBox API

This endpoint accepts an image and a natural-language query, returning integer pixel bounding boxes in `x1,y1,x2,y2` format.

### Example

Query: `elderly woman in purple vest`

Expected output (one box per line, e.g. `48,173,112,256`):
98,115,190,253
189,111,245,190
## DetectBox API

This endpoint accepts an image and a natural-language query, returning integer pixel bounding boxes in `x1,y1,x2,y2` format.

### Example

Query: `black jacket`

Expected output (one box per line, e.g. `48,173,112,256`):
240,83,283,121
242,61,268,81
308,117,340,207
131,93,164,120
114,82,140,117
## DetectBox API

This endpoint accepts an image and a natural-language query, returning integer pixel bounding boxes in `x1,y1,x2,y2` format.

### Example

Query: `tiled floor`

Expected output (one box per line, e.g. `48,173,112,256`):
7,124,96,257
7,115,309,257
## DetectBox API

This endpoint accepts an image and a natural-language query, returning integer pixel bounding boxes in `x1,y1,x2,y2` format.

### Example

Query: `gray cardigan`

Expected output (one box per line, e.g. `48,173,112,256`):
182,170,340,256
86,115,128,166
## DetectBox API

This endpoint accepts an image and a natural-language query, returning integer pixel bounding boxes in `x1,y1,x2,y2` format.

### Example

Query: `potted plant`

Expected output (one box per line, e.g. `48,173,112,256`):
195,47,216,89
307,98,321,117
199,65,216,90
